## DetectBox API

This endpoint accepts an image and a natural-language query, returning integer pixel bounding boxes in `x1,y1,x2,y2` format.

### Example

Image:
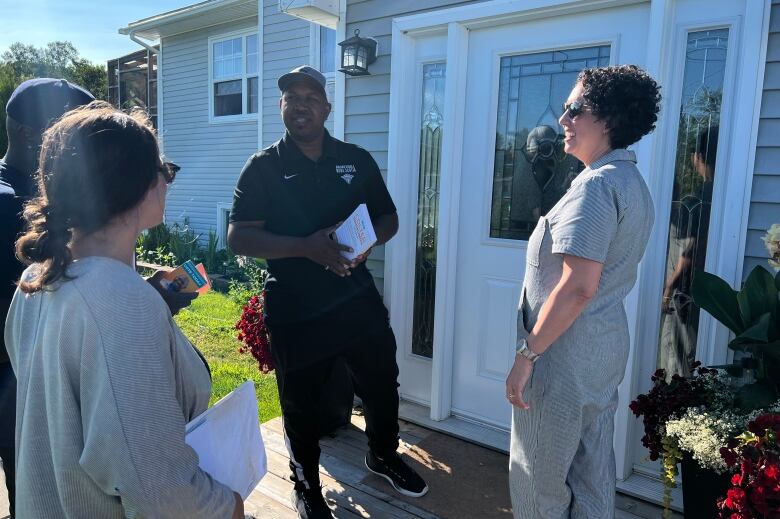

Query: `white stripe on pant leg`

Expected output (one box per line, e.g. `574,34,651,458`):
282,417,310,490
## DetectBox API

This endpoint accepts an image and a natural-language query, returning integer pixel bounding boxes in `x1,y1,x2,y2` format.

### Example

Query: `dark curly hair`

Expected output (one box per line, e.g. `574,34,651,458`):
577,65,661,149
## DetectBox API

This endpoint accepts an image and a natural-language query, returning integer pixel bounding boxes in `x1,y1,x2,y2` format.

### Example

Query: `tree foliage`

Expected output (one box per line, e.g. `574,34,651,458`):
0,41,107,156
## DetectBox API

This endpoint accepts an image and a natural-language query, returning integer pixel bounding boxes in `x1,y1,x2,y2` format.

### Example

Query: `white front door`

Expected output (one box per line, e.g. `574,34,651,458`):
450,4,650,429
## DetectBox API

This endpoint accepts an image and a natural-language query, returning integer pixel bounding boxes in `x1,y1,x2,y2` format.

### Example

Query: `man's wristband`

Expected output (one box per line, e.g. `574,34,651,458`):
516,338,541,363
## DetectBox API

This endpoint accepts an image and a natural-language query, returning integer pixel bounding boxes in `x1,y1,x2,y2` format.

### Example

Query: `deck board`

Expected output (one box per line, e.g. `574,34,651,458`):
0,413,672,519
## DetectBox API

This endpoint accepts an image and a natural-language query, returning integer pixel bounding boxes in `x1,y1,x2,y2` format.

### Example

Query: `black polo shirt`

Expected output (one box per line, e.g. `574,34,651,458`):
0,160,33,365
230,130,397,327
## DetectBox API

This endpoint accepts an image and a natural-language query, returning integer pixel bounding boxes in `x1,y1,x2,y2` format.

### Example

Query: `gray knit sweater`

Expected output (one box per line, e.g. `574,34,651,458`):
5,256,236,518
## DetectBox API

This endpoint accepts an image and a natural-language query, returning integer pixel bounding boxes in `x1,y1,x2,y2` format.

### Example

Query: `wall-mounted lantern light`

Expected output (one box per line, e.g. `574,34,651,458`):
338,29,378,76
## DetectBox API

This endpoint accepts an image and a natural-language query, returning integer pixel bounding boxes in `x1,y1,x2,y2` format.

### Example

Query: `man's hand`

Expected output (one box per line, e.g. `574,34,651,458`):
350,247,373,268
506,355,534,410
147,270,198,315
302,224,353,277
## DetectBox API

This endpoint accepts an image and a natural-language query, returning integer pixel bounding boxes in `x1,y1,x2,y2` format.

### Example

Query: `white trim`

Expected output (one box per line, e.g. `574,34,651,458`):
429,22,468,422
385,20,418,400
616,0,674,482
120,0,256,39
208,27,261,124
334,0,346,140
157,42,165,154
721,0,772,313
258,0,264,150
393,0,646,33
216,202,232,249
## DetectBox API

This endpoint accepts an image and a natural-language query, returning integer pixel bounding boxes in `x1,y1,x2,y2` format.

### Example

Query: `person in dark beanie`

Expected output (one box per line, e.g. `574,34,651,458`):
0,78,94,518
229,66,428,519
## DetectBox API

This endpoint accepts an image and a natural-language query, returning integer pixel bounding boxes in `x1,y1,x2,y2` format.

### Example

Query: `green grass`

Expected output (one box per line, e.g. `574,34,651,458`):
175,291,281,423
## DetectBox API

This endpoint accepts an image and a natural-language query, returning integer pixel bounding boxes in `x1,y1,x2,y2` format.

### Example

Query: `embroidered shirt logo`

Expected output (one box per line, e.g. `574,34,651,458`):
283,173,299,180
336,165,357,185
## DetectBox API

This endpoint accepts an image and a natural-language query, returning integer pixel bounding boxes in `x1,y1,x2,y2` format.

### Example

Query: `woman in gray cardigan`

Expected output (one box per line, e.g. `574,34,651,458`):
5,102,244,518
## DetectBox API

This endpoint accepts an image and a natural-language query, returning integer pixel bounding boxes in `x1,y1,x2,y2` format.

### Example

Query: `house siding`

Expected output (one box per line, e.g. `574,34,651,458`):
262,0,333,147
743,0,780,279
160,5,323,244
161,17,259,243
344,0,487,292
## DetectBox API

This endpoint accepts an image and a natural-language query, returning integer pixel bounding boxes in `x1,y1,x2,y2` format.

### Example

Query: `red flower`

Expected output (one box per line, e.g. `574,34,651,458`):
235,292,274,374
718,413,780,518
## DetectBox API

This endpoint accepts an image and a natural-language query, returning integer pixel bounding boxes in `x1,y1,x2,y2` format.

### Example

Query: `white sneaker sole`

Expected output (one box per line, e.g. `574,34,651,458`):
364,458,429,498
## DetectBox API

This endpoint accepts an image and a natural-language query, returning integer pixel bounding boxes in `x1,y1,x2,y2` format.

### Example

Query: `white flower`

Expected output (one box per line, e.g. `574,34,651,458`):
762,223,780,270
666,409,733,473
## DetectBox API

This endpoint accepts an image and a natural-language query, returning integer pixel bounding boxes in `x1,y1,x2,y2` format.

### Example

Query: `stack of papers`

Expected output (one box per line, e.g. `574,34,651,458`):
185,381,266,499
335,203,377,261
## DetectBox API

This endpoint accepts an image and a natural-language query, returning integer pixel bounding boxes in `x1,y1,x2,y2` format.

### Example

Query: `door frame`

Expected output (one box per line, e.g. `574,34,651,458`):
384,0,769,496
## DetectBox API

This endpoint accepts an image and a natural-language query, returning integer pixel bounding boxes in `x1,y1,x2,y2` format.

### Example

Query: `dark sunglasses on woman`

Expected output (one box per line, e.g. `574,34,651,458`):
159,161,180,184
563,101,586,119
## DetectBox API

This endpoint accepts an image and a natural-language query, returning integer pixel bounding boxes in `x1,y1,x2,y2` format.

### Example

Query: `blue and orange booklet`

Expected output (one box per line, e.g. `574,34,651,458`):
160,260,211,294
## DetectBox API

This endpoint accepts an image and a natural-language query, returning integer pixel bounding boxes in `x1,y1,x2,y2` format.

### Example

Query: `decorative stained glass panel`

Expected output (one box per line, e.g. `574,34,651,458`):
490,46,610,240
412,63,446,358
657,29,729,377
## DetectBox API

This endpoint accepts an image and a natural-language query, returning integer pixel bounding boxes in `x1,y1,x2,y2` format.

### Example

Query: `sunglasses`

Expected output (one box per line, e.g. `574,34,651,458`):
159,161,180,184
563,101,587,119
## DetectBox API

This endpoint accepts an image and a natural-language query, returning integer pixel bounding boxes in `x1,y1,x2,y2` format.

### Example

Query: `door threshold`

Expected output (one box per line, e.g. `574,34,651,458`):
398,400,510,453
617,472,683,513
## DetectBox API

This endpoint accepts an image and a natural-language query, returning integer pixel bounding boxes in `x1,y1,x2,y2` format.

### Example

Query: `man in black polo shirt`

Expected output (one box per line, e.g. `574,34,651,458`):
0,78,95,519
229,66,427,519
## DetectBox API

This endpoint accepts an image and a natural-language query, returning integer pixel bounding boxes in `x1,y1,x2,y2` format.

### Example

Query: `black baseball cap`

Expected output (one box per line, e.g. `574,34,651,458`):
278,66,327,98
6,78,95,130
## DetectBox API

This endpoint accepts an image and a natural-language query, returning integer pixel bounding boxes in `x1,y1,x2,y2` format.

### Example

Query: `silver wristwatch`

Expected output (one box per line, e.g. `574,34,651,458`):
516,338,541,363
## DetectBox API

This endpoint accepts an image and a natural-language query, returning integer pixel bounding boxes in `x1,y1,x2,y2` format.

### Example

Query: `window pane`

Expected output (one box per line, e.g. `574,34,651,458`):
247,76,259,114
489,46,610,240
412,63,446,358
320,26,337,74
213,37,243,79
214,79,242,116
247,34,259,74
657,29,729,377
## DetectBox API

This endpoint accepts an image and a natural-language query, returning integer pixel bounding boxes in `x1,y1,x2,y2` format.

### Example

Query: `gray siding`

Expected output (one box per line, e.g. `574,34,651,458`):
744,0,780,279
344,0,486,291
161,17,259,244
160,5,322,244
262,1,332,147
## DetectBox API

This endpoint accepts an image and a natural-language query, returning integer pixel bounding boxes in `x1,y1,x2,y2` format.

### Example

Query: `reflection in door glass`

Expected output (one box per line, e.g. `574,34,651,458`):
657,29,728,377
490,46,610,240
412,63,446,358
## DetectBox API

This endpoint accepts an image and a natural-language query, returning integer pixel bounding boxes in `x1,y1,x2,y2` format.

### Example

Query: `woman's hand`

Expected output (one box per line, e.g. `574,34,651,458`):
506,355,534,410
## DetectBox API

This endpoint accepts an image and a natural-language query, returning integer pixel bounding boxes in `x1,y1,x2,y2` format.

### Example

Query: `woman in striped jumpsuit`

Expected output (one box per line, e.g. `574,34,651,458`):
507,65,661,518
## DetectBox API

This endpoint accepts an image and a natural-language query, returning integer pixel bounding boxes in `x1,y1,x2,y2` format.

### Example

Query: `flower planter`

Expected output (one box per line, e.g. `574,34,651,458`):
680,453,732,518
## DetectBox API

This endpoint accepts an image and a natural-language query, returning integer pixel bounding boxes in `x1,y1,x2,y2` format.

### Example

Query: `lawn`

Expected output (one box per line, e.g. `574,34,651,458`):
174,291,281,423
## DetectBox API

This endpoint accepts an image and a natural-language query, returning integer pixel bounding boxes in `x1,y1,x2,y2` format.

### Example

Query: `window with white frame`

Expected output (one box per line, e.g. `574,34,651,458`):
210,30,259,120
312,25,337,79
319,26,336,75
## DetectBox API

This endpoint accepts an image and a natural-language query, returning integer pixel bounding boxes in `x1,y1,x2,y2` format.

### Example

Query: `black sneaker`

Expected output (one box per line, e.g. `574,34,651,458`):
365,450,429,498
290,484,334,519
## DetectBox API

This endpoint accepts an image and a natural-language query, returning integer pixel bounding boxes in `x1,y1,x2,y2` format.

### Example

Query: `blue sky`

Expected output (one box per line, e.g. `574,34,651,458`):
0,0,197,65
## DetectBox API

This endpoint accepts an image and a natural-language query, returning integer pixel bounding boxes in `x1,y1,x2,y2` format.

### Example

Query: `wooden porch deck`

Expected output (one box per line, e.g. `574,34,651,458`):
0,411,673,518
